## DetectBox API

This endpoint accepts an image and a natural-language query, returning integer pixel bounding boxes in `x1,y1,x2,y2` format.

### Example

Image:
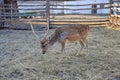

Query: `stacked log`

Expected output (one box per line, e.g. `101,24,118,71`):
107,14,120,29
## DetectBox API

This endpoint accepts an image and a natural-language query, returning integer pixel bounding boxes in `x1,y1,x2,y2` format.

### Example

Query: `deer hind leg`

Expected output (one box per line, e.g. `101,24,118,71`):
61,41,66,54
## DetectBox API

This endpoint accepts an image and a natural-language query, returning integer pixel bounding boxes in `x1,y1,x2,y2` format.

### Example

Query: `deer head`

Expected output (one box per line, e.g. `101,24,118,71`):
40,38,49,54
29,21,49,54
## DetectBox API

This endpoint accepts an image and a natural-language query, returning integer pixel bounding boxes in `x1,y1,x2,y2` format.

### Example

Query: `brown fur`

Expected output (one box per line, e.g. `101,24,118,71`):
40,24,89,54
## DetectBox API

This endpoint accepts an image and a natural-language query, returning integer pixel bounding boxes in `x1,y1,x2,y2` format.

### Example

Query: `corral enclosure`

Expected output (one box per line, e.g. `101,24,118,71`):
0,26,120,80
0,0,120,28
0,0,120,80
0,0,120,29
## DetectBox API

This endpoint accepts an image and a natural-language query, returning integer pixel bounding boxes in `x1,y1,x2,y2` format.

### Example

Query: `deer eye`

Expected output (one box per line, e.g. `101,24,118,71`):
42,44,47,47
43,46,45,47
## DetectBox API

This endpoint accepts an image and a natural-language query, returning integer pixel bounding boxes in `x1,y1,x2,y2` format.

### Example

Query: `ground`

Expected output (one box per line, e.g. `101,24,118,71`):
0,27,120,80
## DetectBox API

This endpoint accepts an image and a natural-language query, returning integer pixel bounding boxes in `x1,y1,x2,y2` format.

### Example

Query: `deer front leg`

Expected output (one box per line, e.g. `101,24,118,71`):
58,41,67,62
61,41,66,54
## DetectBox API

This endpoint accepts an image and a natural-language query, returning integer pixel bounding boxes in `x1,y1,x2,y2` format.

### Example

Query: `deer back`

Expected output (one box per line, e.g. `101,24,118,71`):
53,25,89,42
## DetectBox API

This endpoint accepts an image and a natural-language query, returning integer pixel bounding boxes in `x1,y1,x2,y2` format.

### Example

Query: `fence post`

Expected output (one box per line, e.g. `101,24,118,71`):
92,4,97,14
109,0,113,15
46,0,50,30
0,0,5,28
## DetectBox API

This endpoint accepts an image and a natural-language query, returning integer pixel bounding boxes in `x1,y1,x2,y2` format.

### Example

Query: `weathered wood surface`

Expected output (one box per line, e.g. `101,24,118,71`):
8,15,109,26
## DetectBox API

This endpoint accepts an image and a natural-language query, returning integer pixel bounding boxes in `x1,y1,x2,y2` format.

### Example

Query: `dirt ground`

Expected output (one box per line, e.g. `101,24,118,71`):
0,27,120,80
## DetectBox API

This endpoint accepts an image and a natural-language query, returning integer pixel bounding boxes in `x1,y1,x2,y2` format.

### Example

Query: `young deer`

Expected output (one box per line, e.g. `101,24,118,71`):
30,22,89,55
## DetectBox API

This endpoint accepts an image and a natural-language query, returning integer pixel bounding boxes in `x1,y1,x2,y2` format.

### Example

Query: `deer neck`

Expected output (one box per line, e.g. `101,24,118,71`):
48,33,58,46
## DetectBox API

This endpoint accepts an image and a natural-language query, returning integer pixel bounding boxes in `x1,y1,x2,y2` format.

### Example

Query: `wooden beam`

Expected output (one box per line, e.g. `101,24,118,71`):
46,0,50,29
109,0,113,15
50,21,109,25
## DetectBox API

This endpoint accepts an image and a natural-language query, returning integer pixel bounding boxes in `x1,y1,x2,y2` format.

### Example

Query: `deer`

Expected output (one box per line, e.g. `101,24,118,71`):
29,22,89,57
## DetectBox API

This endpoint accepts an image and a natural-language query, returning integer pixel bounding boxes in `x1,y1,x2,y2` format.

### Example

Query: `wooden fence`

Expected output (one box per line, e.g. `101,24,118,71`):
0,0,118,29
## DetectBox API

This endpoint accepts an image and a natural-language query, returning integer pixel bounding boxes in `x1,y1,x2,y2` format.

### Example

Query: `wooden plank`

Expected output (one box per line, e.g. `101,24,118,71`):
50,19,109,22
18,17,108,21
51,3,109,6
51,15,108,18
50,21,109,25
46,0,50,30
24,21,108,25
18,19,108,22
50,7,110,10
